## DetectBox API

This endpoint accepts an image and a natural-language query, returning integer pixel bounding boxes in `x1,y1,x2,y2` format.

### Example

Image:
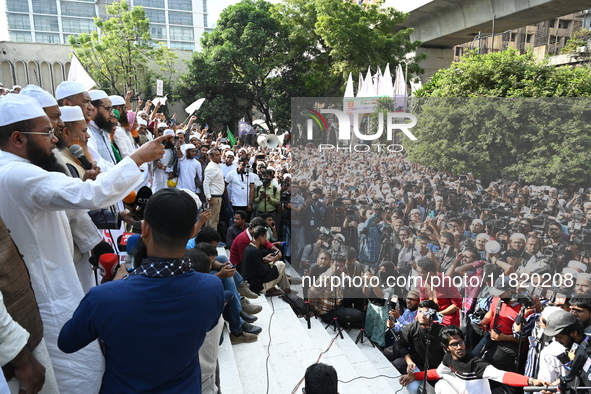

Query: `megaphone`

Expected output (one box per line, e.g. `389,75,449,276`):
257,134,280,149
257,134,268,147
264,134,280,149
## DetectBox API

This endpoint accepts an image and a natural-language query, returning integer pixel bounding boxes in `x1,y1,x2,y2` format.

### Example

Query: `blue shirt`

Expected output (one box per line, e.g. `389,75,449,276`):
58,271,224,393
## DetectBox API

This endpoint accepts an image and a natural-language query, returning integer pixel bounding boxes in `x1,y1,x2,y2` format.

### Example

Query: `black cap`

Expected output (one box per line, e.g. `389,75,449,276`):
144,188,197,239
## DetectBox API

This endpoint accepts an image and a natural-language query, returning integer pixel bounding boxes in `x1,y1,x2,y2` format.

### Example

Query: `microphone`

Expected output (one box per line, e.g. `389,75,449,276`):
98,253,119,282
70,144,92,170
125,234,141,272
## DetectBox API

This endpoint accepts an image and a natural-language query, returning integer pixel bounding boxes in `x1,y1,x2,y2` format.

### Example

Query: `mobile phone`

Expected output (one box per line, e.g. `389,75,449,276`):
273,250,279,256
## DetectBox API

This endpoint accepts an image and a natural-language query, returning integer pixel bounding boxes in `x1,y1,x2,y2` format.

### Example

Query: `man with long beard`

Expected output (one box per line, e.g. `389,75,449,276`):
20,84,67,174
88,90,117,166
21,86,103,296
0,93,172,393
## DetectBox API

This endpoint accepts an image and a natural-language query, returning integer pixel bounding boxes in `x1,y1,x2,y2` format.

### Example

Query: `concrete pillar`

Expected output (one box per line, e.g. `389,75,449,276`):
416,47,455,83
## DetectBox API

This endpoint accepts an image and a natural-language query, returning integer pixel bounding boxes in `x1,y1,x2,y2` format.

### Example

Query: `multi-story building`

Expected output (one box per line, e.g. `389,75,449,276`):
453,12,587,61
0,0,210,51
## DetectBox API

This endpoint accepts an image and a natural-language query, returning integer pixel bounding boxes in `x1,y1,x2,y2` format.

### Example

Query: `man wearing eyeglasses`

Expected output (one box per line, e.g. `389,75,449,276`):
0,93,172,393
400,326,549,394
87,90,117,166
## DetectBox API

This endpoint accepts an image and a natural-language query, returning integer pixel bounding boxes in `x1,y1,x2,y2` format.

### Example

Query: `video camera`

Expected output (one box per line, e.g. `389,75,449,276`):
280,192,291,204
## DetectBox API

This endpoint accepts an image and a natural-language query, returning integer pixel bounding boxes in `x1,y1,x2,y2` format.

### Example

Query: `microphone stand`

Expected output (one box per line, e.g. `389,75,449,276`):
421,314,433,394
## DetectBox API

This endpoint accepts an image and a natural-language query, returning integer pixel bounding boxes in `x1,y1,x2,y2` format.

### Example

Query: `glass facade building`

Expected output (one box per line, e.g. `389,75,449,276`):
2,0,208,50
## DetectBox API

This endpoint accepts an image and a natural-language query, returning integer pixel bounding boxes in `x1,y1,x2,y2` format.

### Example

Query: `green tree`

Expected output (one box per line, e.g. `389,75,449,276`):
68,0,177,96
273,0,424,97
408,49,591,185
177,0,288,133
177,0,423,133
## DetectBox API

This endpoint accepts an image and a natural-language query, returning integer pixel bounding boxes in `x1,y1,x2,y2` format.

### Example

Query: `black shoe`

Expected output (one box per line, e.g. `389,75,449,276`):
242,322,262,335
240,310,258,323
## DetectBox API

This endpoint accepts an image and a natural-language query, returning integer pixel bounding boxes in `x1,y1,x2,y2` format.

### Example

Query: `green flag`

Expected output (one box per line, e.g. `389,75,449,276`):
226,126,237,147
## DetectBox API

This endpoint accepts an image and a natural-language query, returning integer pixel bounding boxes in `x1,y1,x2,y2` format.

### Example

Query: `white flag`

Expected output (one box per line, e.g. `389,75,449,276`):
185,98,206,114
68,54,96,91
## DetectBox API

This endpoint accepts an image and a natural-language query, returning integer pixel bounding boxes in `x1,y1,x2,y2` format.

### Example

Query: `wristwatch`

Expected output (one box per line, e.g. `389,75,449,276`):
528,377,533,386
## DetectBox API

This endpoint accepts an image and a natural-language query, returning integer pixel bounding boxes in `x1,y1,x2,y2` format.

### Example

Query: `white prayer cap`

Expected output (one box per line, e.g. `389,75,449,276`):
568,260,587,272
59,106,85,123
12,85,21,90
476,233,490,241
577,273,591,282
0,94,46,126
178,189,202,210
225,151,235,156
485,240,501,254
20,85,58,108
472,219,484,226
163,129,174,136
157,123,167,128
55,81,86,100
109,95,126,106
510,233,526,241
562,267,579,279
137,118,148,126
89,90,108,101
184,143,196,150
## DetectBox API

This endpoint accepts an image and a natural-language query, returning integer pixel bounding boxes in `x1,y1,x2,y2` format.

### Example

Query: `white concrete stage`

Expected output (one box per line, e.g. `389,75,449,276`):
218,266,407,394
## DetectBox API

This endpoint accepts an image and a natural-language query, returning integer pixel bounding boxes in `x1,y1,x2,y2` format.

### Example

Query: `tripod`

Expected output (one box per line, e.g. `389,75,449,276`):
324,283,344,339
355,294,375,347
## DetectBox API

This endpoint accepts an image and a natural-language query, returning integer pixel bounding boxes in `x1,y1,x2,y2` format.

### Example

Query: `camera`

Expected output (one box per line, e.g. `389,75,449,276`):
280,192,291,204
516,292,534,308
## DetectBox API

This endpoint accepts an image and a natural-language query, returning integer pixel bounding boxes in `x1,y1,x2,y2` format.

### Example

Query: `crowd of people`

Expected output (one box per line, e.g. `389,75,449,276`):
292,146,591,393
2,79,591,394
0,83,297,393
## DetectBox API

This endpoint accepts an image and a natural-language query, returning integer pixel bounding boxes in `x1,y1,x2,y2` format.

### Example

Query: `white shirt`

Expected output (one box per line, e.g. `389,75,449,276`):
225,169,256,206
113,125,135,158
0,292,28,367
177,156,202,193
203,161,225,199
222,162,238,178
537,341,568,383
0,152,143,393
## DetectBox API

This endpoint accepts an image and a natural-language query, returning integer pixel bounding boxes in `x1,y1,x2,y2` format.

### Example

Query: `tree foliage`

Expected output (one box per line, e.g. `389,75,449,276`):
273,0,424,97
176,0,423,133
68,1,177,96
408,49,591,185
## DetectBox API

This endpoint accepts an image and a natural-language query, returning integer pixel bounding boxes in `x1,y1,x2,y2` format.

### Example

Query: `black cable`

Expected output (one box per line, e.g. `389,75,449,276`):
338,373,402,384
265,294,276,394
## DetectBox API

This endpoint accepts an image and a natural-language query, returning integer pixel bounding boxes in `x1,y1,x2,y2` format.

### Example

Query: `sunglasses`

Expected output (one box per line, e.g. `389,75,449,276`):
448,340,464,348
